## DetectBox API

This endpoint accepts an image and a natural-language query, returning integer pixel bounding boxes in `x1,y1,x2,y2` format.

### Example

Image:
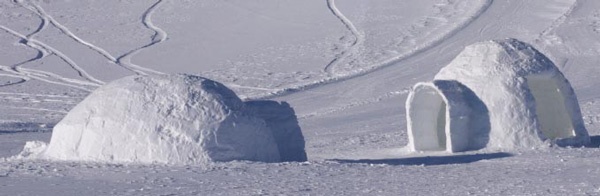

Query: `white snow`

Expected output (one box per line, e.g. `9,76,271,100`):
25,74,281,165
2,0,600,195
408,38,589,152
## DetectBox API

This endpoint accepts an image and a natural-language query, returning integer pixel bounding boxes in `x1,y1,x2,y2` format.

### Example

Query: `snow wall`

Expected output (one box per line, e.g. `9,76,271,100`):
21,74,306,165
407,38,589,152
245,101,307,162
407,80,489,152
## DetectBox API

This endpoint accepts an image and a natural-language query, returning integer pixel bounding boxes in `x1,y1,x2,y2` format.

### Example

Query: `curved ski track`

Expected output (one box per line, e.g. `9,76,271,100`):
117,0,168,76
250,0,493,100
323,0,363,75
0,25,101,91
0,72,27,87
0,0,170,92
13,0,107,85
15,0,166,76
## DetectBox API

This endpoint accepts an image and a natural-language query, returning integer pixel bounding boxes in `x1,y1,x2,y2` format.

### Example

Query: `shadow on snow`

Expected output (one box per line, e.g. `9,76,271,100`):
328,152,513,166
0,122,54,135
584,135,600,148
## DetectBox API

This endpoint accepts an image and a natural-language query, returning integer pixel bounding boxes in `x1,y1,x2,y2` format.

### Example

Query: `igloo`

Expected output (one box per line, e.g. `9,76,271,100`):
23,74,306,165
406,38,590,152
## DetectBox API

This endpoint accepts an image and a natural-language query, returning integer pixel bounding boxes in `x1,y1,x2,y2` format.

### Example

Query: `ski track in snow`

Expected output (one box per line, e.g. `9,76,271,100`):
225,83,275,91
1,1,600,195
0,0,171,123
15,0,165,76
0,0,170,93
116,0,167,76
0,25,100,92
12,0,106,85
10,3,49,71
0,73,27,87
0,92,77,98
0,91,81,106
535,0,578,71
0,106,67,114
250,0,493,101
539,1,578,40
323,0,363,75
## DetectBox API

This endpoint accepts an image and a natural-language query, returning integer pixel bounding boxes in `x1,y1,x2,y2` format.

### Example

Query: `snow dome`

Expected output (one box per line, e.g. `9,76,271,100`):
26,74,287,165
406,38,589,152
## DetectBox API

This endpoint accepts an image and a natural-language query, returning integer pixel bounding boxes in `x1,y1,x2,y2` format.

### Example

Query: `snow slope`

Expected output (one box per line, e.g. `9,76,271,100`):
2,0,600,195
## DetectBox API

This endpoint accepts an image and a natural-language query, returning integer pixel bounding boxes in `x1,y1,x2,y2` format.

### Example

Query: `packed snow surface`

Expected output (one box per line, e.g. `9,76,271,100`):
408,38,589,152
2,0,600,195
26,74,281,165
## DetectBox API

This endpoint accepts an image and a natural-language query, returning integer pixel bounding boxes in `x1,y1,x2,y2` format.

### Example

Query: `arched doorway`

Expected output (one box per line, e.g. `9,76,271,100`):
526,76,575,139
407,85,447,151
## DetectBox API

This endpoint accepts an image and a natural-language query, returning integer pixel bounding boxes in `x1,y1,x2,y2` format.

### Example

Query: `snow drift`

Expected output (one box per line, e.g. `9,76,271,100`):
22,74,307,165
407,38,589,152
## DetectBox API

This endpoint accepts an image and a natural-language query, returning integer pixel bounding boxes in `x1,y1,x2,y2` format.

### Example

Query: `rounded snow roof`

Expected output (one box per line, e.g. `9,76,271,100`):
426,38,588,150
40,74,280,165
435,38,559,80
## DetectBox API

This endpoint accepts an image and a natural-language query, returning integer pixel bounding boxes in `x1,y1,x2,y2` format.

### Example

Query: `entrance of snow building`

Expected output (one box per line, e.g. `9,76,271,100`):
407,85,448,151
526,76,575,139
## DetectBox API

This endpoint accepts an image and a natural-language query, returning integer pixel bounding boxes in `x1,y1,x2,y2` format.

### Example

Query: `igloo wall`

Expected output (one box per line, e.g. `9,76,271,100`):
25,74,306,165
245,101,308,162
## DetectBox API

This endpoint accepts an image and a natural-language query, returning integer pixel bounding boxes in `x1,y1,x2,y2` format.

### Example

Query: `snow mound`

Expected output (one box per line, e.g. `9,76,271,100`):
25,74,284,165
407,38,589,152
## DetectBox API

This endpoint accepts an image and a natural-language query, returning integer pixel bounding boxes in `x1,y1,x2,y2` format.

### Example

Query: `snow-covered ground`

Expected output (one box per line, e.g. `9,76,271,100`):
2,0,600,195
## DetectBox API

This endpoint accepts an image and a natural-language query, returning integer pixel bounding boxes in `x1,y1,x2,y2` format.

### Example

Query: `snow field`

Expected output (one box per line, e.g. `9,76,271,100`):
1,0,600,195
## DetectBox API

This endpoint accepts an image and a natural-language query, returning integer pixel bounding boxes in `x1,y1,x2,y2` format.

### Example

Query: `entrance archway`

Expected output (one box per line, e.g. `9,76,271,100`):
526,76,575,139
407,85,447,151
